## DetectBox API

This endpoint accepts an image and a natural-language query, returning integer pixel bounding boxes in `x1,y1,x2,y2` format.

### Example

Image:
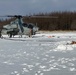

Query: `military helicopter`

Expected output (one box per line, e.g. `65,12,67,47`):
0,15,39,38
0,15,58,38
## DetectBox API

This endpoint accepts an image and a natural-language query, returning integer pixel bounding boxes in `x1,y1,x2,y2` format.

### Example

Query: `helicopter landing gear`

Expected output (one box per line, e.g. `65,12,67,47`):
7,31,13,38
9,33,12,38
7,29,19,38
28,29,33,37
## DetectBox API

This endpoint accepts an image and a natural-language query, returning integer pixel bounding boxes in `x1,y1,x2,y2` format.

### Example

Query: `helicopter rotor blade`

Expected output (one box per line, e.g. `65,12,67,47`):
28,16,58,18
0,16,8,17
0,15,23,18
0,15,58,19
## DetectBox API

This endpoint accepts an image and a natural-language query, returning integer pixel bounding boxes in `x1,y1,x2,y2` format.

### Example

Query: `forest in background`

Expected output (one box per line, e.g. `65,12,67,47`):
0,11,76,31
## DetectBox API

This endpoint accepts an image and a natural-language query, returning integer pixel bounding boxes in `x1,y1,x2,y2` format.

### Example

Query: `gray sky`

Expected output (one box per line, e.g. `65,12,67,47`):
0,0,76,15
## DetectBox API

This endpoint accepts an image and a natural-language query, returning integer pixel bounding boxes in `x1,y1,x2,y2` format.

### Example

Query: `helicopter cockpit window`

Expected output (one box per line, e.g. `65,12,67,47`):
28,24,34,29
22,23,28,27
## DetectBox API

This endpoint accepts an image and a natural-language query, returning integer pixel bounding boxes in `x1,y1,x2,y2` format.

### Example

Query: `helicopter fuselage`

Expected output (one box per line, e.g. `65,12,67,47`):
0,15,39,38
1,21,38,38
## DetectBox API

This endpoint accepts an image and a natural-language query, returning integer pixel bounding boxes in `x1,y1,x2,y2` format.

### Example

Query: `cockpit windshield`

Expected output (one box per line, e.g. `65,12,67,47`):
22,23,28,27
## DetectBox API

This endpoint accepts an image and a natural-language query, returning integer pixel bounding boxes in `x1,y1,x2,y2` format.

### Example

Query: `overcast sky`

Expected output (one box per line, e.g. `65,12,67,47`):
0,0,76,15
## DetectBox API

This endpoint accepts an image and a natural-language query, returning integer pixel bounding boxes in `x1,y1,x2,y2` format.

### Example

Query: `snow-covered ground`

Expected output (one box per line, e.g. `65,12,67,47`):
0,31,76,75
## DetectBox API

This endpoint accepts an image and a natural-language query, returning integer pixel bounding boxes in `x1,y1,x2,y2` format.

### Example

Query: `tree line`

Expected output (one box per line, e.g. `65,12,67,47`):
1,11,76,30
